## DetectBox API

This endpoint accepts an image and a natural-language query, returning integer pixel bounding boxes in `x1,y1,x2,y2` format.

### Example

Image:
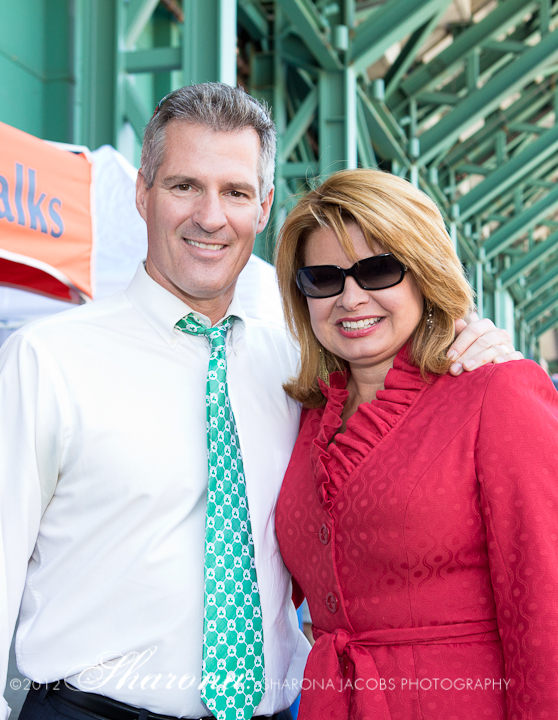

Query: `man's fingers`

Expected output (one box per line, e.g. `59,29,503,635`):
448,318,499,361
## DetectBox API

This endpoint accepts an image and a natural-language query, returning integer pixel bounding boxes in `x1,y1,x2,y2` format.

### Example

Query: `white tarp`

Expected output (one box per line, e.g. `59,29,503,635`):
0,145,284,344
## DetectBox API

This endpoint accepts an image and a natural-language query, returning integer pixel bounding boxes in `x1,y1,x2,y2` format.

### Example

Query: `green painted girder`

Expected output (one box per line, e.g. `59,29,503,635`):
441,79,551,171
419,16,555,111
534,311,558,337
483,183,558,261
124,0,159,48
279,161,319,178
318,67,357,173
484,156,558,222
347,0,453,75
416,91,459,107
182,0,236,85
458,124,558,221
125,47,181,73
389,0,539,110
516,263,558,312
498,229,558,289
278,0,340,72
357,87,409,168
418,28,558,164
383,8,448,101
522,273,558,315
356,98,377,169
124,77,151,143
237,1,269,42
280,86,318,162
526,291,558,325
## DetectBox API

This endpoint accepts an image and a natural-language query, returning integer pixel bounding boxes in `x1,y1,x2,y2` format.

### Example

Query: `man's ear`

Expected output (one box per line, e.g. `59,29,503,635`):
256,186,275,235
136,170,148,222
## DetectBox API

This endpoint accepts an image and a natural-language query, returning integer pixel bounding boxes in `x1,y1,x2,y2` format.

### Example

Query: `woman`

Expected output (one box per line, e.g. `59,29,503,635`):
274,169,558,719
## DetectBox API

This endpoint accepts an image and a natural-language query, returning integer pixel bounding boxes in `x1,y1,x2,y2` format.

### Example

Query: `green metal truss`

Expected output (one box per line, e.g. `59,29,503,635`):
2,0,557,357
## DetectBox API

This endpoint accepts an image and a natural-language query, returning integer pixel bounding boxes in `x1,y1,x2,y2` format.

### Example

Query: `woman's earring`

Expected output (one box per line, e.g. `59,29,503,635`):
426,303,434,330
318,347,330,385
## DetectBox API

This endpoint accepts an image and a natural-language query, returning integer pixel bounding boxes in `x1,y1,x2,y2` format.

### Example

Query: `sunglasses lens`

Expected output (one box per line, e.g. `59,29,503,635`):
357,255,405,289
297,266,344,298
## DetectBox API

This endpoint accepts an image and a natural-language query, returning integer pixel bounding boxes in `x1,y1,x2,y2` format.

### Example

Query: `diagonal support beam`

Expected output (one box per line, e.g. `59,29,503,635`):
357,88,409,167
518,262,558,309
418,29,558,163
458,124,558,221
498,230,558,289
534,311,558,337
384,8,448,101
278,0,340,71
394,0,538,103
280,87,318,163
125,0,160,48
526,291,558,325
348,0,452,75
483,183,558,260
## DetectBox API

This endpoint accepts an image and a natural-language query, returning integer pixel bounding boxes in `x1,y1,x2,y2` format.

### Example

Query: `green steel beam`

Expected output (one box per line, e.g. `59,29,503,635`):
419,29,558,163
384,7,449,102
348,0,452,75
414,18,549,121
458,124,558,220
357,87,409,168
534,312,558,338
518,263,558,309
124,47,181,74
125,0,159,48
356,98,377,168
279,161,319,178
498,230,558,288
182,0,236,85
237,1,269,41
442,79,551,169
280,86,318,162
484,184,558,260
124,77,151,143
318,68,357,174
73,0,116,148
486,155,558,222
391,0,538,106
523,279,558,319
526,292,558,325
278,0,340,71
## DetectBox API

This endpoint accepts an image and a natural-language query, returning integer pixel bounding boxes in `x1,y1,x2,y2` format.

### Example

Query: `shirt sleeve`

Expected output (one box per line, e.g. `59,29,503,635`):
476,359,558,718
0,332,64,720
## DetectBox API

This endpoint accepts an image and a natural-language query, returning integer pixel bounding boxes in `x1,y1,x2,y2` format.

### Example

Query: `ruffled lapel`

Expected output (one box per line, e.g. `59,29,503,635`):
311,344,433,509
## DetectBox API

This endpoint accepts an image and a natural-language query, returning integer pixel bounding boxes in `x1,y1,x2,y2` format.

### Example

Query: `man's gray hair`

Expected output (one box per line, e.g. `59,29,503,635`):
140,82,276,198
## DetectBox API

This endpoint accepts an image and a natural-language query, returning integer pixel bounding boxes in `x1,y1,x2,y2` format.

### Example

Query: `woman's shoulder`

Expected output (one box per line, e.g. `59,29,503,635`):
430,359,556,417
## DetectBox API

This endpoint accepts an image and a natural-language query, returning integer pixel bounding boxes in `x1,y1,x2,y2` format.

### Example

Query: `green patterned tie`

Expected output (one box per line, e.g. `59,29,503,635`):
175,313,265,720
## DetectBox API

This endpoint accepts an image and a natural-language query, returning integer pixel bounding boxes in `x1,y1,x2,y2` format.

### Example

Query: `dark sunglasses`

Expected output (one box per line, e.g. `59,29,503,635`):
296,253,407,299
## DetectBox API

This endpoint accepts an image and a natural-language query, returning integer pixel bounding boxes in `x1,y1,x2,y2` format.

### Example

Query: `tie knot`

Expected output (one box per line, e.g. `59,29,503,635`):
175,313,234,350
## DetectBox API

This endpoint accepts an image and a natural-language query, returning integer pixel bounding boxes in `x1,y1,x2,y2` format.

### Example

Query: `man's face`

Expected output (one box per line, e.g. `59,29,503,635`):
136,120,273,324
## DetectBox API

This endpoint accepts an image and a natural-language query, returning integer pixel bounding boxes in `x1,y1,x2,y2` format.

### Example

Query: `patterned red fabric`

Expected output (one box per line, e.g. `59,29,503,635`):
275,347,558,719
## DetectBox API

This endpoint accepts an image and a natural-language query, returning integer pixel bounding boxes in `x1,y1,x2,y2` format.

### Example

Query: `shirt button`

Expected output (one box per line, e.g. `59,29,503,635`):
319,523,330,545
326,592,338,613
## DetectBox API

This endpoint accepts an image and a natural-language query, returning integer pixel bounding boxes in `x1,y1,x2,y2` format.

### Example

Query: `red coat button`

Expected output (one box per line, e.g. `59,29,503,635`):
319,523,330,545
326,592,338,613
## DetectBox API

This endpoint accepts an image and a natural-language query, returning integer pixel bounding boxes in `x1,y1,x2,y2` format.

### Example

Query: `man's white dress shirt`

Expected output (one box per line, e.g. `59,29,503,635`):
0,265,309,719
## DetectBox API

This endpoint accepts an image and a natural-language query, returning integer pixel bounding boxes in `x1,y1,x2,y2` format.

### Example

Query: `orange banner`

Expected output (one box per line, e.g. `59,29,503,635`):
0,122,93,302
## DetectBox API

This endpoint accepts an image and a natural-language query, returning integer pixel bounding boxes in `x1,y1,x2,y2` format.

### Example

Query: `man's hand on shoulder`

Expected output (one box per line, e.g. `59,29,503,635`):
447,312,523,376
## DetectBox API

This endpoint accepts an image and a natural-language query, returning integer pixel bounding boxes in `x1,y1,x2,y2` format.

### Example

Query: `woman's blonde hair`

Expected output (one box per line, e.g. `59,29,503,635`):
275,169,474,407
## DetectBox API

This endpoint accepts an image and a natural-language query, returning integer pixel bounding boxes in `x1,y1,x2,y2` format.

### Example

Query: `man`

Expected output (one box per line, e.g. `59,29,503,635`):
0,83,518,720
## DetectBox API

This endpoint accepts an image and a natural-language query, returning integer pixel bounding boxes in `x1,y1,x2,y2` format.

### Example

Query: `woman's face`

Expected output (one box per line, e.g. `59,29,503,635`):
303,222,424,373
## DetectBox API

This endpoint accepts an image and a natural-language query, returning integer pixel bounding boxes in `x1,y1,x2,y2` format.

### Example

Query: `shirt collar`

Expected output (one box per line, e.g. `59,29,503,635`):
125,263,247,346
